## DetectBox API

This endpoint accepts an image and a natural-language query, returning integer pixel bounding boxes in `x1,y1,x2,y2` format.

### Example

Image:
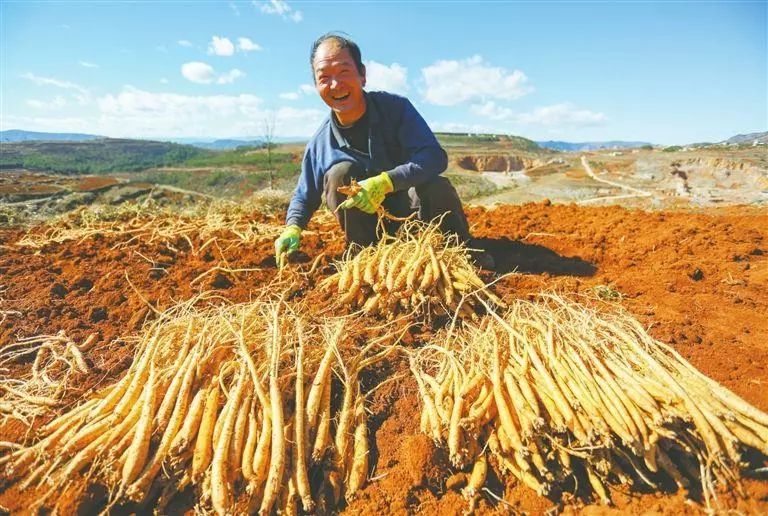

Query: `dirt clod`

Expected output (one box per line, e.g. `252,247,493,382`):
88,307,107,323
50,283,67,298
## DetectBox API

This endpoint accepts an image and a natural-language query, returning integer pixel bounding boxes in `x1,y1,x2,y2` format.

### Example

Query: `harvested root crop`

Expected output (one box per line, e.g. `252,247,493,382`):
320,219,505,319
0,331,95,424
2,296,401,515
410,293,768,511
13,200,284,254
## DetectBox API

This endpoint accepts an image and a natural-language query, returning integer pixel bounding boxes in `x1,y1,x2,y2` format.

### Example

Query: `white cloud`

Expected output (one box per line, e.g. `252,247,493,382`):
20,73,91,105
470,101,516,121
237,37,262,52
421,55,532,106
275,106,325,133
60,24,71,30
217,69,245,85
4,86,326,138
259,0,289,15
470,101,607,127
93,87,323,137
178,39,193,47
517,103,607,126
79,60,98,68
156,45,168,53
431,121,495,134
364,61,408,95
21,73,89,95
280,84,315,100
2,114,93,133
181,62,216,84
96,87,265,137
181,62,245,85
229,1,240,16
257,0,303,22
26,96,68,110
160,78,169,84
207,36,235,56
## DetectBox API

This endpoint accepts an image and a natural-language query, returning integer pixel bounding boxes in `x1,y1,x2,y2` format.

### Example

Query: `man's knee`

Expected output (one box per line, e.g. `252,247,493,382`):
414,176,470,240
415,176,460,204
325,161,364,206
324,161,362,190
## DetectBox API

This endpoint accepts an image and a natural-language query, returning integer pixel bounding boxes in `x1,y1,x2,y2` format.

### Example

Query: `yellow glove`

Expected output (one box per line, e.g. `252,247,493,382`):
338,172,394,214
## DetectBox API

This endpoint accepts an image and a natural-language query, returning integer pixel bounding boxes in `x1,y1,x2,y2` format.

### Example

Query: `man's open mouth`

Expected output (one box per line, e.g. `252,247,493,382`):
332,93,350,101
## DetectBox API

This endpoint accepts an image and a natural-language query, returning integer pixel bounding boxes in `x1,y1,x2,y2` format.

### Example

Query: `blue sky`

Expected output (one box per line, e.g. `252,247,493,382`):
1,1,765,144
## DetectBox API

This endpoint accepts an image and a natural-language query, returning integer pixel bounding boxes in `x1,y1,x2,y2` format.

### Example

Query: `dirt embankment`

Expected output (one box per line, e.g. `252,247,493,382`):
456,155,545,172
1,203,767,514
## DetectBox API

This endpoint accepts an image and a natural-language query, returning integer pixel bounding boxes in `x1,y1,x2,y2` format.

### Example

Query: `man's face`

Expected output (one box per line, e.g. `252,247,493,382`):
313,41,366,124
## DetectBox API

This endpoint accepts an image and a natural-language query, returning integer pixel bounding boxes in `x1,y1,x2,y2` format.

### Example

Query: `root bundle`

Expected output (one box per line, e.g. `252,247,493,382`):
14,200,284,253
320,220,505,319
1,298,401,514
410,294,768,510
0,331,94,424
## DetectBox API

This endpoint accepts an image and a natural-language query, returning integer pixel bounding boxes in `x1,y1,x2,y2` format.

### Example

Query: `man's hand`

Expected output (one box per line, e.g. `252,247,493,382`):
338,172,394,214
274,224,302,261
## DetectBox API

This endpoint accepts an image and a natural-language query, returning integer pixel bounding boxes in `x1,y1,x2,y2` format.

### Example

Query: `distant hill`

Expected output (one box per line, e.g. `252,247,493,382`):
536,140,652,151
0,138,209,174
0,129,103,143
723,131,768,145
187,139,265,150
170,136,305,147
436,133,542,152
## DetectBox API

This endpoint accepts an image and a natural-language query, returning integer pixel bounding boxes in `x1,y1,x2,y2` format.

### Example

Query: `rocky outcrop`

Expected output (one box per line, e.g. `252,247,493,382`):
456,155,544,172
682,157,755,171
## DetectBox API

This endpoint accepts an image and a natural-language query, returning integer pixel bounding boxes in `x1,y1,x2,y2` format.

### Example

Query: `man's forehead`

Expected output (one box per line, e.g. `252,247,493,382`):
313,42,355,70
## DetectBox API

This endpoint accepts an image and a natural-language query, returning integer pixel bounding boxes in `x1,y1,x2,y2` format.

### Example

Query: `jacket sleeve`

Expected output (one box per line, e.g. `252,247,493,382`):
285,147,322,229
387,98,448,191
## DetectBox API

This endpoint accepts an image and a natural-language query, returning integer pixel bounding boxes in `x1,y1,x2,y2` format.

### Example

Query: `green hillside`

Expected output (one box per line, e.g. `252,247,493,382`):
0,138,208,174
436,132,543,152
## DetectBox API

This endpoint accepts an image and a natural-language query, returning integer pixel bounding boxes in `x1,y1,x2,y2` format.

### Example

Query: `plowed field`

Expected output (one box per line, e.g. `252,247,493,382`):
1,202,767,514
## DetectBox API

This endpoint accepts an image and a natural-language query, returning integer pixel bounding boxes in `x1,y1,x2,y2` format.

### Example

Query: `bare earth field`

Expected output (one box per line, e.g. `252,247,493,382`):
1,197,767,513
449,147,768,209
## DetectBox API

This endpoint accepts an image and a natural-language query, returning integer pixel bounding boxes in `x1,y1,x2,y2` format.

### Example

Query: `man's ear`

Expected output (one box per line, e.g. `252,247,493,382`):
360,64,366,87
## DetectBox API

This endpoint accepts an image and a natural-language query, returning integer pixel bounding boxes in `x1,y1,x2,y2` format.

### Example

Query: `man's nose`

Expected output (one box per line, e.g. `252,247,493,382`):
329,77,339,89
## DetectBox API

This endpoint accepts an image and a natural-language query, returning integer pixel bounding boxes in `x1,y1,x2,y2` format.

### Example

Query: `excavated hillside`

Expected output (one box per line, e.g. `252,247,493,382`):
455,155,547,172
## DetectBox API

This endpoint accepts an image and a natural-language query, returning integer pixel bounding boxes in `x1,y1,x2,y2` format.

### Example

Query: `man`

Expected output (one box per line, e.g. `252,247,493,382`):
275,33,493,268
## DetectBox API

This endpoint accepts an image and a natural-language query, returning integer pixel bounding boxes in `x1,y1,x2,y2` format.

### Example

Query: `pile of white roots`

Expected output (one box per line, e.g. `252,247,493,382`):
320,221,505,319
410,294,768,510
2,300,399,515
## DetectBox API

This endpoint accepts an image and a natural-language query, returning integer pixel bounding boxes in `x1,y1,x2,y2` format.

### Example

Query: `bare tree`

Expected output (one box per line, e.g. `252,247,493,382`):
263,113,276,190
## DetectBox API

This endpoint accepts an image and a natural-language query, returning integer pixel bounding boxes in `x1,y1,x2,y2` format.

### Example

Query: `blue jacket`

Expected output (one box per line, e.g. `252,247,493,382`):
285,91,448,228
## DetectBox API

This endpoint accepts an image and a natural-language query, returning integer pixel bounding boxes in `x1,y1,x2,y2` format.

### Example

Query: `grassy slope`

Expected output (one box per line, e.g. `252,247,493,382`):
0,139,209,174
0,133,553,202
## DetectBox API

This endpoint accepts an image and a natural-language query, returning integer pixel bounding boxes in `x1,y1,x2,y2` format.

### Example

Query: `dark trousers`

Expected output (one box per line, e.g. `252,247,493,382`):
324,161,471,247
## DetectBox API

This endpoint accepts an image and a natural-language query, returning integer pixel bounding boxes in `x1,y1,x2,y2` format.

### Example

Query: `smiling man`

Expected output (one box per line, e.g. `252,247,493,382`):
275,32,493,268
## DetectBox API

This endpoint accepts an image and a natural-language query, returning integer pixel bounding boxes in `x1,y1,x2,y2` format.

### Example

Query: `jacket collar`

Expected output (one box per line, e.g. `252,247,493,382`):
329,91,379,149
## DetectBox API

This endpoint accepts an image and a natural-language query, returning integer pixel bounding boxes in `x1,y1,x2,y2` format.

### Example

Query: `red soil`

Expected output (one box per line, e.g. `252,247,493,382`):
1,202,766,514
72,175,120,192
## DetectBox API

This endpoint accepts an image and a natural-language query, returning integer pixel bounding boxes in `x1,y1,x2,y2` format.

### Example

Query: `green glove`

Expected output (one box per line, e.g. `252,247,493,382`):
338,172,394,214
274,224,302,259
